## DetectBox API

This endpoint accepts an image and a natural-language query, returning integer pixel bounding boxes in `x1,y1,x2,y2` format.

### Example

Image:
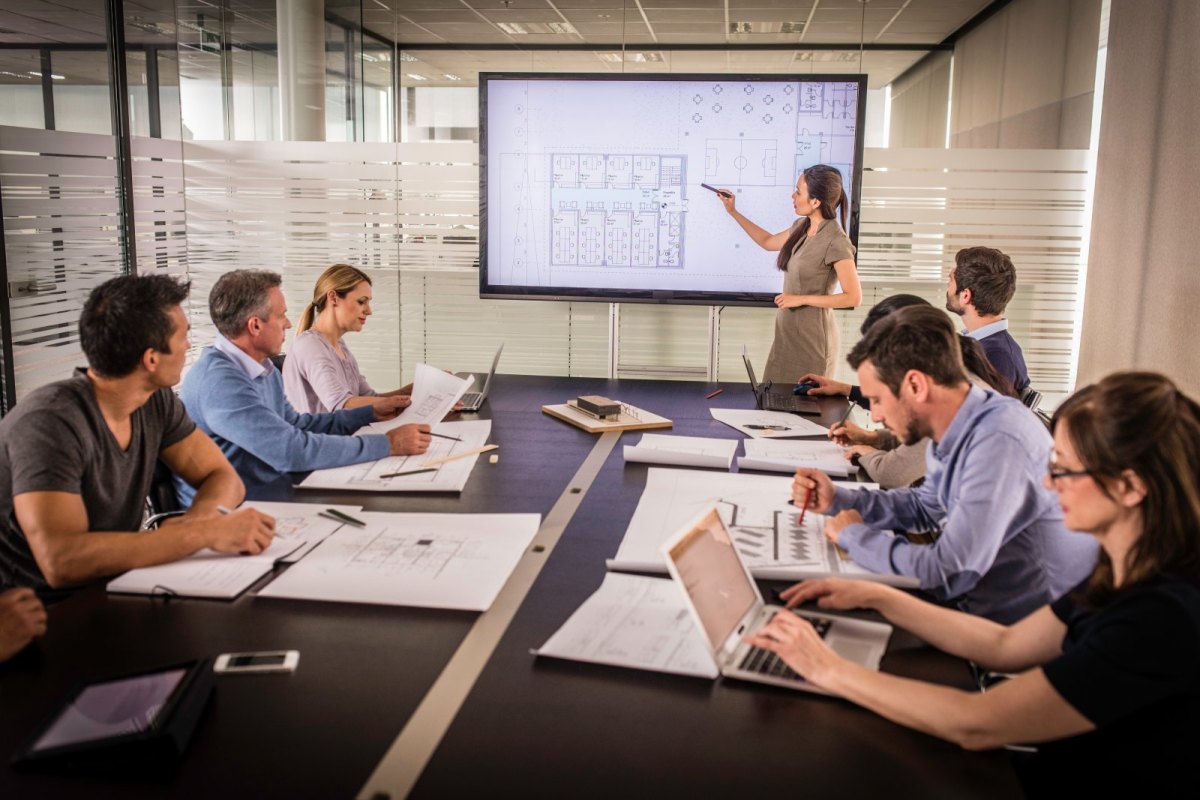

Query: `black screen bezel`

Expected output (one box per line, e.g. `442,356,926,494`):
478,71,868,307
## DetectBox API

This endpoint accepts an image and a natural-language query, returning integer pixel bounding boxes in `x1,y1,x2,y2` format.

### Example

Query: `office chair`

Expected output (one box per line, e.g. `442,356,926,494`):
141,459,185,530
1020,386,1043,413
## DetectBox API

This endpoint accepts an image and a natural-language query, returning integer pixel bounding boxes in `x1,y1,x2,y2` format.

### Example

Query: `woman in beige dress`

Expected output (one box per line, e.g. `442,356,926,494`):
719,164,862,383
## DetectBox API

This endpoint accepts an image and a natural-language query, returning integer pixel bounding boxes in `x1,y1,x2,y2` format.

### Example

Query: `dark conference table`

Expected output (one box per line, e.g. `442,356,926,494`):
0,375,1023,799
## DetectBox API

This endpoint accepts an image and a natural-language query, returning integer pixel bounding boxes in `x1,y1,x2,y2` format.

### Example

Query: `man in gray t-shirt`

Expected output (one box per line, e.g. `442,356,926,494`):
0,275,276,595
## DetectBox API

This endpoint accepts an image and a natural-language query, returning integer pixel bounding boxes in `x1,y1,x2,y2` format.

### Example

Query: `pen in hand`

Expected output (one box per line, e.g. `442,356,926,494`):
828,401,856,439
429,431,462,442
797,487,812,526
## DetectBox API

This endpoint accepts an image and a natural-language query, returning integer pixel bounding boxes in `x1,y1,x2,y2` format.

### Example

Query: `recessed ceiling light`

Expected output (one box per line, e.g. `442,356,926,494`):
547,22,577,34
496,22,527,35
443,73,462,81
398,52,418,62
407,73,428,81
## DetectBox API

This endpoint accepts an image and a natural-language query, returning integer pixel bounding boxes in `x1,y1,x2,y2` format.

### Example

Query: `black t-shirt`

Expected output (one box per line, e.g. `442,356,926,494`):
1017,579,1200,796
0,371,195,592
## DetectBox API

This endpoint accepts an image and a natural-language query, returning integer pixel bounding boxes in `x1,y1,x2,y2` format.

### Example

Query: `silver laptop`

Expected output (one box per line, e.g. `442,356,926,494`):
742,347,820,415
460,344,503,412
663,507,891,694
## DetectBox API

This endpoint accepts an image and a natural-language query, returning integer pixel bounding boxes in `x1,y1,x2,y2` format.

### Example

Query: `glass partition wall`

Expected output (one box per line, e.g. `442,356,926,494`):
1,1,1096,410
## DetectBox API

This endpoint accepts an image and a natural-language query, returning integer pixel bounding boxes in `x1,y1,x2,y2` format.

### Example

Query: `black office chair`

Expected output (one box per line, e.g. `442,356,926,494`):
1020,386,1043,413
269,353,286,371
141,459,185,530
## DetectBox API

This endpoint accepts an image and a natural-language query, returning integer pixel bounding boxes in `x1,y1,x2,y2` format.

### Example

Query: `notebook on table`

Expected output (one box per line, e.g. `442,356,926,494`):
460,343,503,412
662,506,892,694
742,348,821,415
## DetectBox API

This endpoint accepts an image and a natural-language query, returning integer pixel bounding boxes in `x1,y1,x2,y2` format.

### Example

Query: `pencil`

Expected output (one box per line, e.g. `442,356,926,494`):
836,402,855,427
797,487,812,526
705,388,723,399
378,467,438,479
429,431,462,441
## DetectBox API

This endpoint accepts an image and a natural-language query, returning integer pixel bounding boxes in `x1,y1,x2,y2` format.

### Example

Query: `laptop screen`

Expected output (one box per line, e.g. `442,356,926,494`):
742,353,758,390
478,343,504,395
665,508,759,651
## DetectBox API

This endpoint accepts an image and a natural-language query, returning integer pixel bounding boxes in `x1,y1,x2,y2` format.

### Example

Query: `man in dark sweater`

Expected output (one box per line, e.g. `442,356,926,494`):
945,246,1030,394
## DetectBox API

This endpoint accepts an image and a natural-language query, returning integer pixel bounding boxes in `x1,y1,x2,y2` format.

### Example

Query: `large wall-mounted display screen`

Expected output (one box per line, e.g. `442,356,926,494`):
480,73,866,306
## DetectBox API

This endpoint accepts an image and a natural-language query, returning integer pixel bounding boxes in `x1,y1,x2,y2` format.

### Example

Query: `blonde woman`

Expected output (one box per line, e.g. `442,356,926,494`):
283,264,410,415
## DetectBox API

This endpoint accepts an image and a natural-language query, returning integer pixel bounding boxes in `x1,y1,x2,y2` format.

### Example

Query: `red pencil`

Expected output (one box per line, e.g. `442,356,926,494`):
797,486,812,526
705,388,723,399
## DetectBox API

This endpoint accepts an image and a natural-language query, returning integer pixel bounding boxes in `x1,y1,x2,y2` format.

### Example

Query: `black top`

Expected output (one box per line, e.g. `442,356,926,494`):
1024,579,1200,795
0,370,195,592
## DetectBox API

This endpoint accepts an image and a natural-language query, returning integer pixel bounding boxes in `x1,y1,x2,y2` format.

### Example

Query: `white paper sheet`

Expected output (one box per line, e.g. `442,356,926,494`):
606,468,914,586
106,537,305,599
534,572,718,679
256,511,541,610
623,434,738,470
738,439,852,477
710,408,829,438
297,420,492,492
379,363,473,428
240,501,363,562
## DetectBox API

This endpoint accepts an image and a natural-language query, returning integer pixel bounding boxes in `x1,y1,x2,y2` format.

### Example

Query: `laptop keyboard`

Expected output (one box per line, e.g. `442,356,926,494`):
460,392,482,407
739,616,832,680
765,393,819,414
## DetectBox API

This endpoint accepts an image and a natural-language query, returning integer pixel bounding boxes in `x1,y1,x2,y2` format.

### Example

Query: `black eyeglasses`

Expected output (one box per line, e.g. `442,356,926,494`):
1046,453,1091,484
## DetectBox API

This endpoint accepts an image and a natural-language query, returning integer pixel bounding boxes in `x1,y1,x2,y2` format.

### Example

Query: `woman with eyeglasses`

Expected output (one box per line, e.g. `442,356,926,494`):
716,165,862,384
747,371,1200,794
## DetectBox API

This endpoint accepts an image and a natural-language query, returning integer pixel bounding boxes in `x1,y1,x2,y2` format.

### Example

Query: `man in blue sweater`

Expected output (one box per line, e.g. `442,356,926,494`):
945,246,1030,394
792,305,1095,624
178,270,430,501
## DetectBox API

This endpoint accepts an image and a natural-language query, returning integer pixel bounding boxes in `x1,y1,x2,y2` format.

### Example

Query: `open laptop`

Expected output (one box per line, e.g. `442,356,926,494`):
459,343,503,412
742,347,821,415
663,507,891,694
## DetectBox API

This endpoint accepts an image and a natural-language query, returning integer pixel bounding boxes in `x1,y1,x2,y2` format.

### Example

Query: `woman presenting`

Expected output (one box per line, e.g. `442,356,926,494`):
719,164,861,383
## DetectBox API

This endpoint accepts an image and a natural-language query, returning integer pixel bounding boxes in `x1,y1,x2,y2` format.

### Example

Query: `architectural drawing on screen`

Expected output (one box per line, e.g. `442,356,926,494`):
704,139,777,187
549,153,686,269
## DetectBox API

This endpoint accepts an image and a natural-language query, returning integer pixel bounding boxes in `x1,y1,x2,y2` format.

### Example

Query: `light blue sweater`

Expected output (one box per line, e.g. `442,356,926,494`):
176,345,389,502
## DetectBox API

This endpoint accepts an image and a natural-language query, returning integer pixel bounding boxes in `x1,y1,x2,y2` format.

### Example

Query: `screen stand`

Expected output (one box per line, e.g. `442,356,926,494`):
608,303,719,382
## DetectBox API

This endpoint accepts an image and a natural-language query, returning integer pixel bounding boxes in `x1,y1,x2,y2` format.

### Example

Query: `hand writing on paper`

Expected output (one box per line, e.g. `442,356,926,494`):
388,423,431,455
792,468,836,514
206,508,276,555
371,395,412,421
0,588,47,661
823,509,863,545
829,420,877,447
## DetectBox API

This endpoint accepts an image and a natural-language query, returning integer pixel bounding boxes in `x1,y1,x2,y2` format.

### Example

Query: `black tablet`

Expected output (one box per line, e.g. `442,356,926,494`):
12,658,214,772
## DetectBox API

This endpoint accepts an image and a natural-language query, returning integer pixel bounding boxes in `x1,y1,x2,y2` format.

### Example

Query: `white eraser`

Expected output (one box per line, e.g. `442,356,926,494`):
488,454,499,464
